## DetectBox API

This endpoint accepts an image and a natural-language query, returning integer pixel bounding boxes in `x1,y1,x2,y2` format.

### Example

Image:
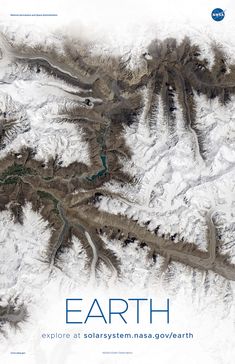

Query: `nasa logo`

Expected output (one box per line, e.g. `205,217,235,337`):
211,8,225,21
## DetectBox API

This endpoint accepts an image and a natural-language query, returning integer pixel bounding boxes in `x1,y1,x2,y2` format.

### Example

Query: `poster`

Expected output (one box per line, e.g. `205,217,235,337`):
0,1,235,363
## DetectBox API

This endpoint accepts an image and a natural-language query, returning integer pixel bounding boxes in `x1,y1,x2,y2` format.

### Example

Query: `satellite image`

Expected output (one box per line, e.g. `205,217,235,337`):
0,1,235,363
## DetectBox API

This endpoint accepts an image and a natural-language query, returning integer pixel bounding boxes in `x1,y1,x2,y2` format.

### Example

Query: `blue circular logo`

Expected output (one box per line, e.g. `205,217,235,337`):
211,8,225,21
